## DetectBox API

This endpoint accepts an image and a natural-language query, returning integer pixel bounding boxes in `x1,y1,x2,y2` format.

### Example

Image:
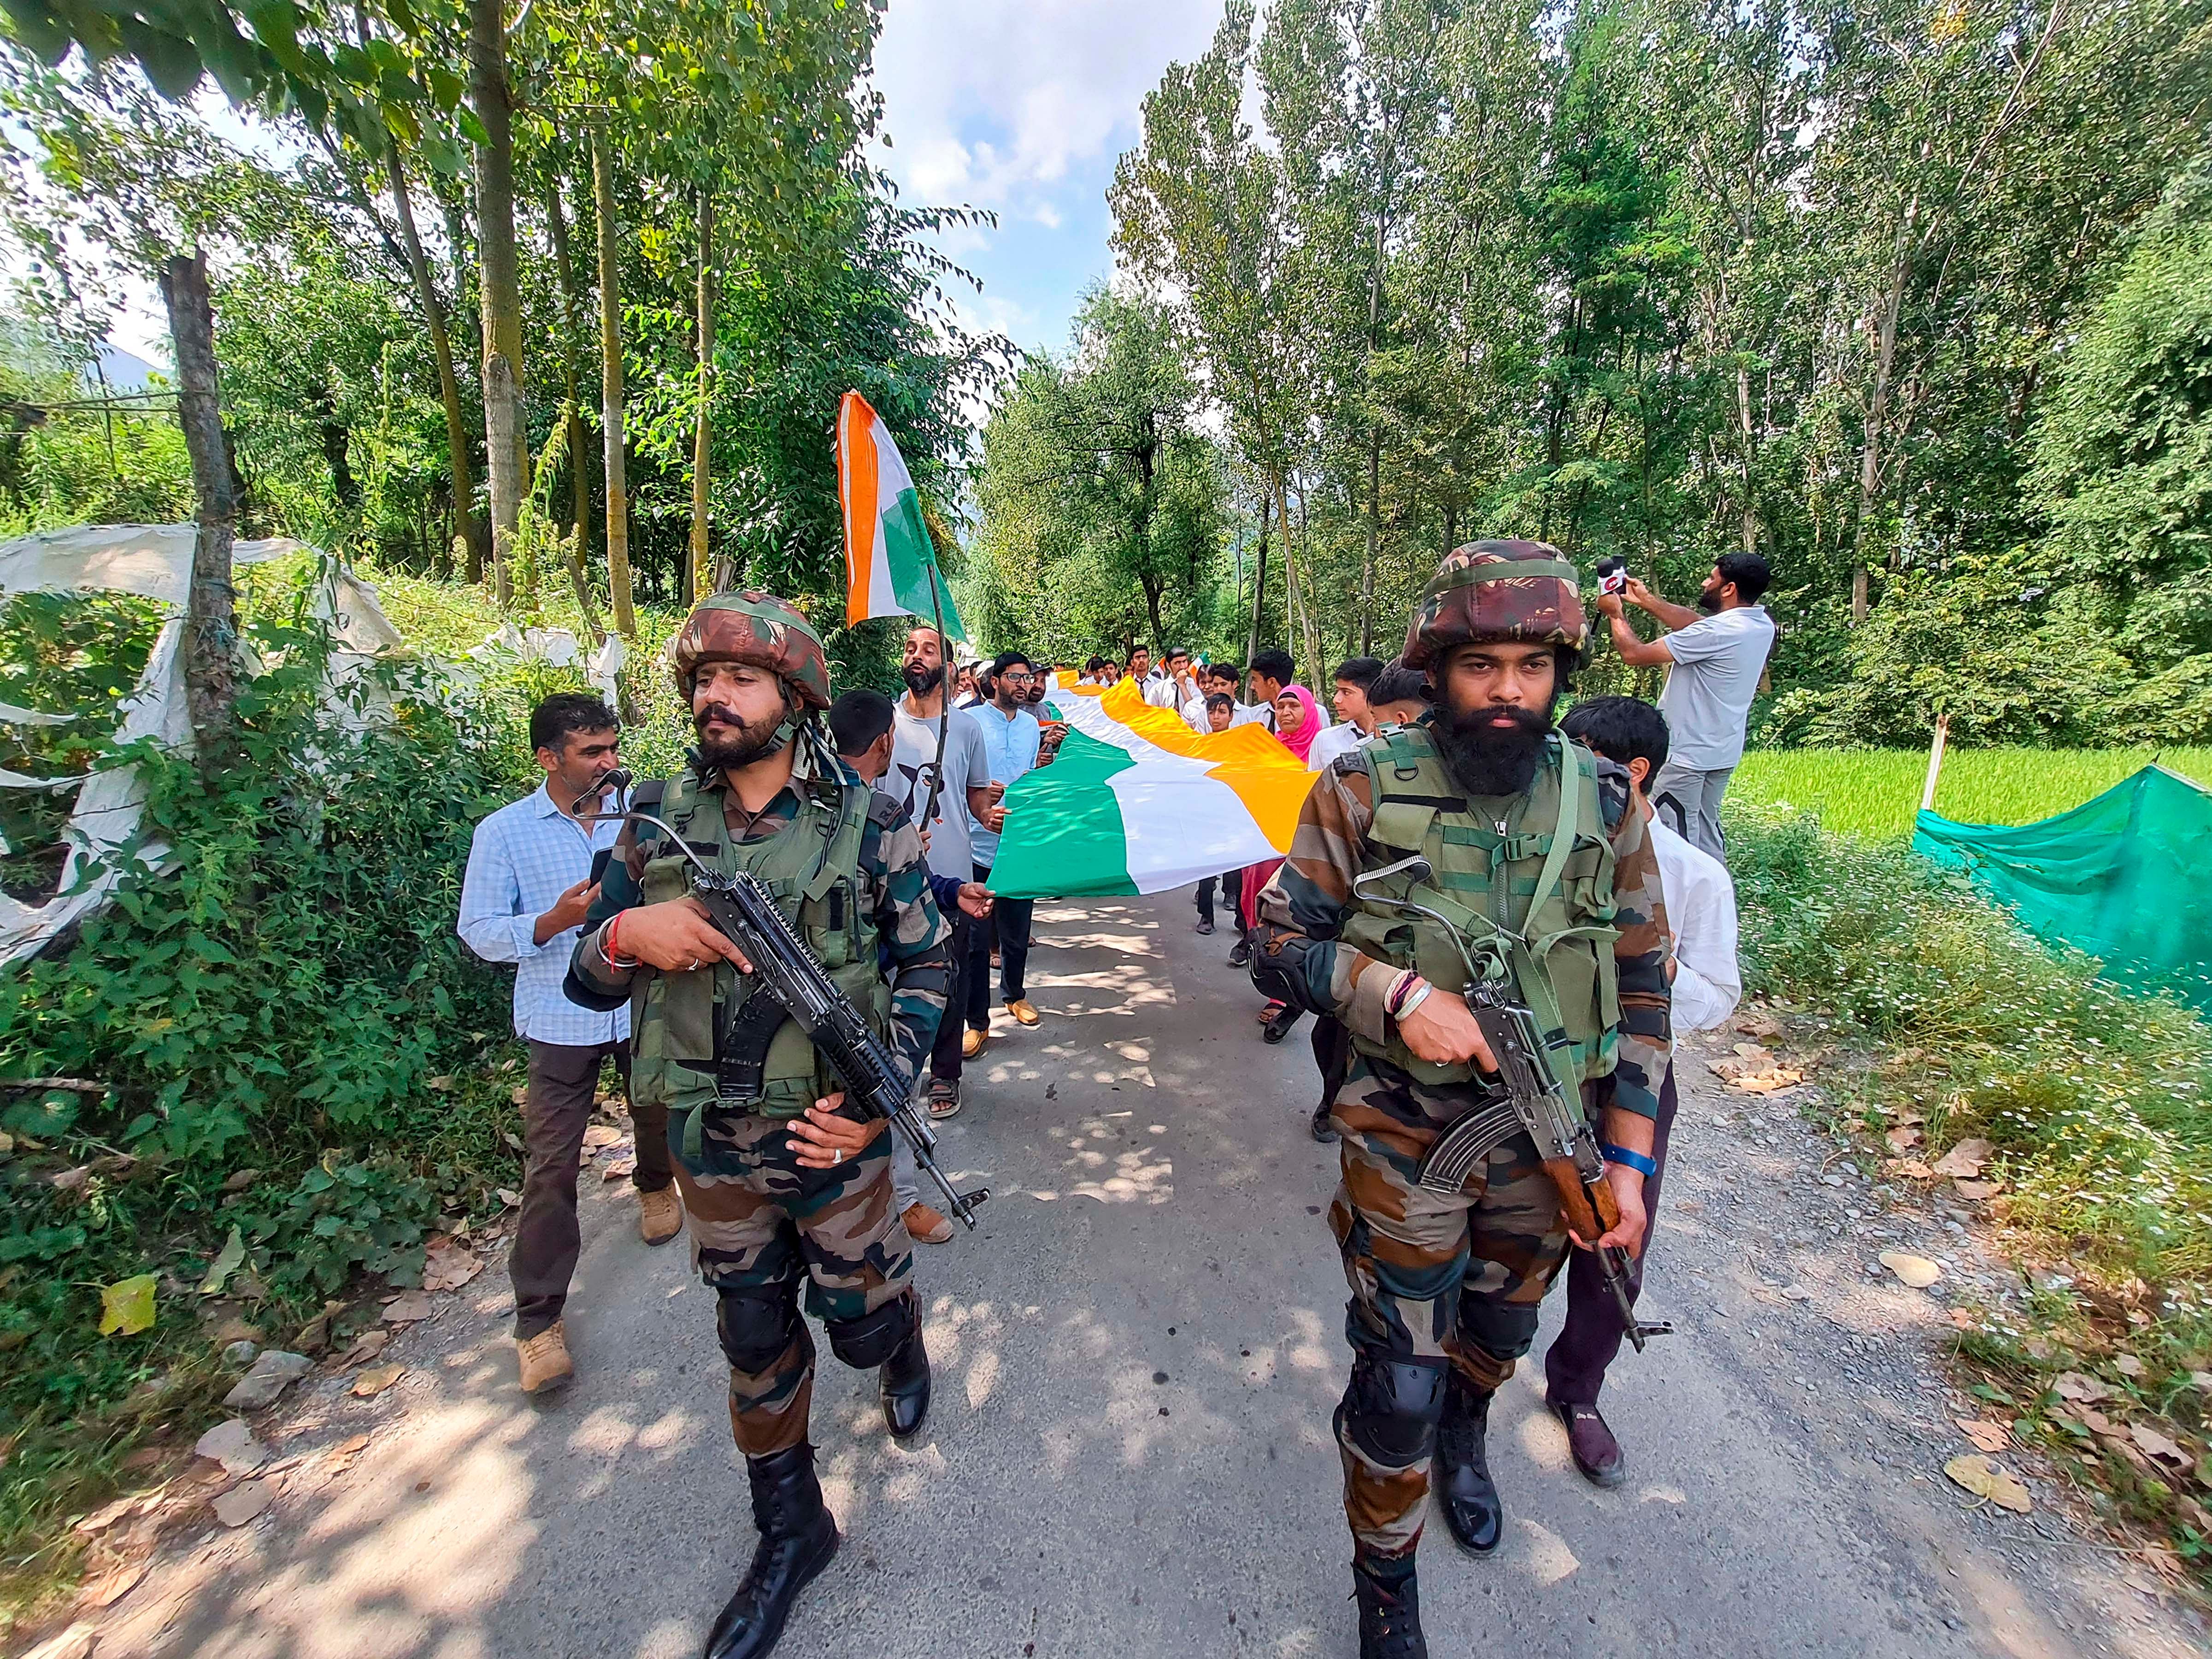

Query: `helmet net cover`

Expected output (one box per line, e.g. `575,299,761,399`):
1404,539,1587,670
670,591,834,711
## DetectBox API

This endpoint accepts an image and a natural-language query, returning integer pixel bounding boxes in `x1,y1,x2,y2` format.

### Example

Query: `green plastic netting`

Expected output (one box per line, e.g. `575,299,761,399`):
1912,765,2212,1010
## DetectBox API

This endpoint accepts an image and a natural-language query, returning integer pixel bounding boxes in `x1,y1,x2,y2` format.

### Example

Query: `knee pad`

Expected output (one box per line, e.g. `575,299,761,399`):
715,1284,802,1374
1455,1294,1542,1363
824,1291,916,1370
1340,1353,1448,1467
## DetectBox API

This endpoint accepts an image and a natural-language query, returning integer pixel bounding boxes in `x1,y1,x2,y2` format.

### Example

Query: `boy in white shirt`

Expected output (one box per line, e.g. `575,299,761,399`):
1543,695,1741,1487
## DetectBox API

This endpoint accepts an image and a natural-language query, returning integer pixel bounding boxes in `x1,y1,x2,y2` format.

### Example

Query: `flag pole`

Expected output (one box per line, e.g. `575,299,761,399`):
921,537,952,834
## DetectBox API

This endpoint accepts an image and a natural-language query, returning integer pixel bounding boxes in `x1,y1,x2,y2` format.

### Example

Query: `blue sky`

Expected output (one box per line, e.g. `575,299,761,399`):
866,0,1227,363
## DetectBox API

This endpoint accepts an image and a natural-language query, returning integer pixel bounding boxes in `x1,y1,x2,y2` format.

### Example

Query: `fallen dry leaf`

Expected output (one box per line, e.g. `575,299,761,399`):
1734,1012,1783,1040
1930,1138,1994,1179
1886,1159,1936,1181
352,1364,405,1398
1944,1454,2032,1513
601,1158,635,1183
2132,1424,2190,1466
2077,1406,2117,1436
380,1292,434,1324
1952,1179,2001,1202
510,1085,529,1106
2054,1371,2113,1404
582,1124,624,1150
1956,1418,2011,1453
212,1479,275,1528
1885,1125,1923,1153
82,1557,147,1609
1878,1251,1943,1288
1947,1309,1977,1330
73,1496,134,1536
2113,1353,2145,1378
496,1188,523,1209
24,1621,96,1659
426,1075,454,1092
422,1244,482,1294
323,1432,371,1477
339,1328,389,1367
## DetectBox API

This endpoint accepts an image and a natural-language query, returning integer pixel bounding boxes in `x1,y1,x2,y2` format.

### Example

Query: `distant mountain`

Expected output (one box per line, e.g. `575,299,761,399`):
87,343,160,393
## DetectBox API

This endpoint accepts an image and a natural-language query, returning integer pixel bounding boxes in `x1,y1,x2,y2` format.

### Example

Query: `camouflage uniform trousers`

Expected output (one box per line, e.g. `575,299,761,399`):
670,1103,916,1457
1327,1054,1572,1558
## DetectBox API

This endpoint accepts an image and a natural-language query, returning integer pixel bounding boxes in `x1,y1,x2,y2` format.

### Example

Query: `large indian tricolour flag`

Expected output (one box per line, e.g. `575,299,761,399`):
837,391,966,639
988,679,1319,900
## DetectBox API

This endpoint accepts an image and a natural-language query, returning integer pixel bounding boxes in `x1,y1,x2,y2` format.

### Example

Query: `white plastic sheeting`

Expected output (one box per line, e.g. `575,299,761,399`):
0,524,404,965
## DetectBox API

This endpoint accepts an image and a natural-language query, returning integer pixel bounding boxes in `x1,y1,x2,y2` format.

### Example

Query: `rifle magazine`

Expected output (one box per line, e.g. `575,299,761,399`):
1414,1098,1523,1195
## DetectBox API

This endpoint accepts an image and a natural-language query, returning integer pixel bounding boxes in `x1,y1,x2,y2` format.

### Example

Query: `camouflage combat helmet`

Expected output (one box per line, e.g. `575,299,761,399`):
669,590,834,710
1403,539,1587,669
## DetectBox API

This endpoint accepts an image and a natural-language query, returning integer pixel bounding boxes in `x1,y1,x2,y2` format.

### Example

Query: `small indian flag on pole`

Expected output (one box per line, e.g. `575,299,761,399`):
837,390,966,639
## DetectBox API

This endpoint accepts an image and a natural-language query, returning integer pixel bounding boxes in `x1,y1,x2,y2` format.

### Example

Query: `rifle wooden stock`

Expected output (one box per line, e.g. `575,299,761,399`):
1543,1156,1619,1241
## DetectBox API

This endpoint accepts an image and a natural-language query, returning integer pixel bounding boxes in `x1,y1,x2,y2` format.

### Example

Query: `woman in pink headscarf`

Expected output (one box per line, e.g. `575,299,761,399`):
1240,684,1324,1041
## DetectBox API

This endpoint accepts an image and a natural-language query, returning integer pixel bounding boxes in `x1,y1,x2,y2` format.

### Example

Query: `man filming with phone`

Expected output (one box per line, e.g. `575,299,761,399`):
1593,552,1776,861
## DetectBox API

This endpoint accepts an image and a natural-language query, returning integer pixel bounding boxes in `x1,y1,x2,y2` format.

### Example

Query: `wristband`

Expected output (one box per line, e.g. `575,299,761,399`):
601,912,640,973
1601,1143,1658,1179
1395,980,1434,1021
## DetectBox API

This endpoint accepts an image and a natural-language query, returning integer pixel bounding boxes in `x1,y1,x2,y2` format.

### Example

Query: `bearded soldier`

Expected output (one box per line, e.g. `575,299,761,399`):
566,592,949,1659
1254,542,1671,1658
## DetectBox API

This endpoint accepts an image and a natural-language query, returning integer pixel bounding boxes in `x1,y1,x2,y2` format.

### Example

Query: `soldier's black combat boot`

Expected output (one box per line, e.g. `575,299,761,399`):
879,1315,931,1440
1433,1370,1502,1553
702,1442,839,1659
1352,1554,1430,1659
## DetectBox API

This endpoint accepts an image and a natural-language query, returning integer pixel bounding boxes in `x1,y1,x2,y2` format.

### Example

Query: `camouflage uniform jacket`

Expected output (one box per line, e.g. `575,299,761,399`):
1256,730,1672,1120
570,740,952,1085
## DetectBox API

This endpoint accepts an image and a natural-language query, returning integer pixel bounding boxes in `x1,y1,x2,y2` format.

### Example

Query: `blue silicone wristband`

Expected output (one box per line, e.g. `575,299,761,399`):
1600,1143,1658,1178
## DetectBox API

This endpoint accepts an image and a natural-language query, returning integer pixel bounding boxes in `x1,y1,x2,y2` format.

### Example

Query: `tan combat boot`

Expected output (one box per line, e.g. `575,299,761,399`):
517,1320,575,1394
638,1184,683,1246
902,1202,954,1245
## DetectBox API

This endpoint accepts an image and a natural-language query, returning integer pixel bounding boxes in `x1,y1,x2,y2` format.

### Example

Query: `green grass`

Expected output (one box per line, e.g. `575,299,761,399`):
1730,801,2212,1573
1731,747,2212,839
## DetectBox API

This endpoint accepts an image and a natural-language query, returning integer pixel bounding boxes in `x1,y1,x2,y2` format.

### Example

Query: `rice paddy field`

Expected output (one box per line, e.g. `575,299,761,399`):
1730,746,2212,839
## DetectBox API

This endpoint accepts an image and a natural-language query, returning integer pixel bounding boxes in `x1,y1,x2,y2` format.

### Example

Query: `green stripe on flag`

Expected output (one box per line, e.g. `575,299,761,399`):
883,485,967,640
986,727,1136,899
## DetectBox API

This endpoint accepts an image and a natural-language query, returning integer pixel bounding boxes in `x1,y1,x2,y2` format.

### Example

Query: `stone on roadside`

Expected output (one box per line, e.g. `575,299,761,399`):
212,1479,275,1528
223,1348,313,1411
193,1417,266,1476
1877,1251,1942,1289
222,1339,259,1367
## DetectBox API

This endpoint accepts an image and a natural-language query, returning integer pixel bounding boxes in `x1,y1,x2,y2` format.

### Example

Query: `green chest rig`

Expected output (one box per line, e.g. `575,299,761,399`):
1340,725,1624,1091
628,760,890,1138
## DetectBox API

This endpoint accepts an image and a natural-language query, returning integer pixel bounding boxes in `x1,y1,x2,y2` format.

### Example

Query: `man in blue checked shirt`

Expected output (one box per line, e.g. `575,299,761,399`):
458,692,681,1395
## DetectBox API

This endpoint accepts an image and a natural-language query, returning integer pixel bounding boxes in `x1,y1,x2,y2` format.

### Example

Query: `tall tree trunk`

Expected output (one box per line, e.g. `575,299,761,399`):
1734,364,1760,556
1442,501,1456,558
592,133,637,638
543,171,603,644
384,140,483,582
1852,198,1914,627
1360,207,1385,656
159,250,237,752
688,189,716,603
468,0,524,609
1273,474,1324,688
1244,493,1269,674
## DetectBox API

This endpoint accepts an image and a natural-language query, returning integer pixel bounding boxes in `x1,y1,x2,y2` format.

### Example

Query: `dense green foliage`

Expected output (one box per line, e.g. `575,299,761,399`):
1051,0,2212,739
966,288,1233,659
0,585,545,1612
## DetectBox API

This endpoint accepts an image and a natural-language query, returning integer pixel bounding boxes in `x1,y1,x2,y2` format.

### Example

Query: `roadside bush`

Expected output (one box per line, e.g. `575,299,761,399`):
0,594,536,1612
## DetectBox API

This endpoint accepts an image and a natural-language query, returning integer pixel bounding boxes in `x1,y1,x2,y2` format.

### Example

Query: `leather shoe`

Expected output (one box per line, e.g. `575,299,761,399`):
1550,1397,1627,1488
516,1320,575,1394
1433,1370,1502,1553
702,1443,839,1659
638,1184,683,1246
1004,998,1041,1026
1310,1100,1339,1143
880,1318,931,1439
901,1201,954,1245
961,1027,986,1059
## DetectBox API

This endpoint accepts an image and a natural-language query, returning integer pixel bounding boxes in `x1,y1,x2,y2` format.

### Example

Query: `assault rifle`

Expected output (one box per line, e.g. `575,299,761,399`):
1351,854,1671,1352
578,768,988,1230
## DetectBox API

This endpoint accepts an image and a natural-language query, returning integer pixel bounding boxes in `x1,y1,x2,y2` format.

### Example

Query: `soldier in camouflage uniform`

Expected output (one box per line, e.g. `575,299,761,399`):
1254,541,1671,1659
566,592,950,1659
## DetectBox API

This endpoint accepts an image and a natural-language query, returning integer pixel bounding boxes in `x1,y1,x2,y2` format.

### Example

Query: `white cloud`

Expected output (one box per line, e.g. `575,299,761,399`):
869,0,1224,213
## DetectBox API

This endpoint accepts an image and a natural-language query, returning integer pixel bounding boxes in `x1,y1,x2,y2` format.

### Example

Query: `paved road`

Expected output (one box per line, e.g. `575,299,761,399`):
100,893,2199,1659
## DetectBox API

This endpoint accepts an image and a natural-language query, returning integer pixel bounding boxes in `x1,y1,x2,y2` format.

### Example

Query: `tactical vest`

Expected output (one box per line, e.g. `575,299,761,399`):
1341,725,1623,1091
628,765,890,1136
